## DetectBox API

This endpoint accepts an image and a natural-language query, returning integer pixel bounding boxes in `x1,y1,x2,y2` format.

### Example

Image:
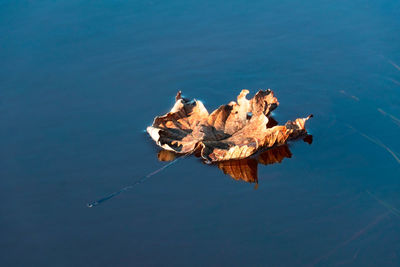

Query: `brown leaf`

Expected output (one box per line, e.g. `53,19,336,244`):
147,90,312,162
147,91,209,154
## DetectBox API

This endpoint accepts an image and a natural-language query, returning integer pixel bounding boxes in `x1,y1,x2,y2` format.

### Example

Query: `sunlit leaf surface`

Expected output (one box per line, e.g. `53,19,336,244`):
148,90,312,162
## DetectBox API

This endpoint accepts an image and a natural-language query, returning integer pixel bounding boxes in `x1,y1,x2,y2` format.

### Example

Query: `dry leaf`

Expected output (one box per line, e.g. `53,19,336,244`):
147,89,312,162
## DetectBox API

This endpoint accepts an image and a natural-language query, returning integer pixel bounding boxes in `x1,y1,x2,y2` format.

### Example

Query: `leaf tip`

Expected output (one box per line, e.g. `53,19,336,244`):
175,91,182,101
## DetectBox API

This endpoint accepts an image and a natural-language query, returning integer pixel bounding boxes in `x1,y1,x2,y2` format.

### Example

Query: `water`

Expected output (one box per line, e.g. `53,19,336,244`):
1,0,400,266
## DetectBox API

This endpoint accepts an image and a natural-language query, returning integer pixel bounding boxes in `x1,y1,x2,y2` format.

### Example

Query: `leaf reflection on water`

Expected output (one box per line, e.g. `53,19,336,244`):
158,135,312,184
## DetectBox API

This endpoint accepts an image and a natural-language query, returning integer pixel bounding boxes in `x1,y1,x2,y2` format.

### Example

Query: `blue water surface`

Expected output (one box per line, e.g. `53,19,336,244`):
1,0,400,266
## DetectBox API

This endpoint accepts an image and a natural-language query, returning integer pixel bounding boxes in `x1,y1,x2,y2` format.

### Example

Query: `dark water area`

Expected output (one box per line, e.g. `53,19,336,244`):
1,0,400,266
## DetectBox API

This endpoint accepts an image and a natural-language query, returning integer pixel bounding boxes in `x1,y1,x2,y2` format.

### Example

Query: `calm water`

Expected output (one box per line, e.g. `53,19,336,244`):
1,0,400,266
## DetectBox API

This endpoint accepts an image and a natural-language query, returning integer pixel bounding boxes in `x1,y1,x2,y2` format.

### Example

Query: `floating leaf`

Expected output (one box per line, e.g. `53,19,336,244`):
147,89,312,162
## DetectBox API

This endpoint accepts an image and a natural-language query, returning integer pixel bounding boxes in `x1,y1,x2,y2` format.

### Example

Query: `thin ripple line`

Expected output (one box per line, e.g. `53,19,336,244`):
87,155,186,207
